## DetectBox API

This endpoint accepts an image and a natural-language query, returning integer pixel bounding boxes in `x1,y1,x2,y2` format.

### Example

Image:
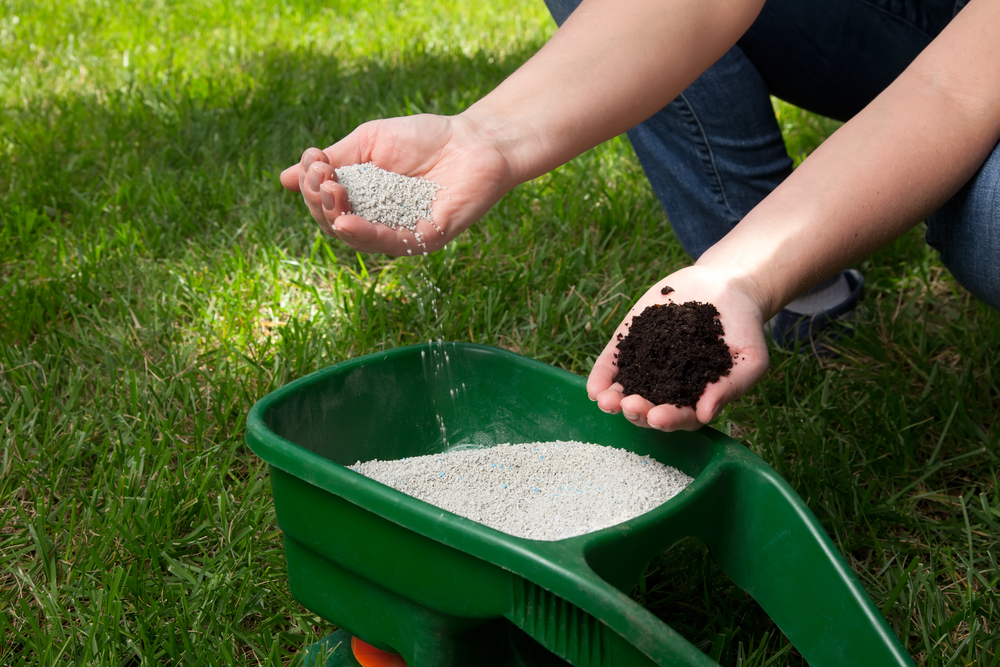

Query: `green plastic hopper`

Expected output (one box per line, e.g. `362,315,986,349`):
244,342,913,667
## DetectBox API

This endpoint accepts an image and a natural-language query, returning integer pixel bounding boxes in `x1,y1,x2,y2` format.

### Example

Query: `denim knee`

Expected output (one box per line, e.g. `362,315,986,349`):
542,0,580,26
625,47,791,259
925,140,1000,310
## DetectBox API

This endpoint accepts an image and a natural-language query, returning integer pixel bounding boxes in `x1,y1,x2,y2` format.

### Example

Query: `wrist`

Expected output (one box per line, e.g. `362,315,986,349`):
456,106,553,186
690,252,777,322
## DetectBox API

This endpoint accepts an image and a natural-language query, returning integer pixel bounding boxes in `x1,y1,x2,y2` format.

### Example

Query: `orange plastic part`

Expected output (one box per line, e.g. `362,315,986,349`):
352,636,408,667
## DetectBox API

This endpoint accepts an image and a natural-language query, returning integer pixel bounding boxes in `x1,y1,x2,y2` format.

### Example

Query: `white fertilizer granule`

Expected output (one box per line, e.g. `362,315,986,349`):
334,162,442,232
351,441,693,541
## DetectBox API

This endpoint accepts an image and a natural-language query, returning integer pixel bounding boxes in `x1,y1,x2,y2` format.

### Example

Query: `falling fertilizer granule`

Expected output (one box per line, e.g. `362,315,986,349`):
335,162,442,232
352,441,693,541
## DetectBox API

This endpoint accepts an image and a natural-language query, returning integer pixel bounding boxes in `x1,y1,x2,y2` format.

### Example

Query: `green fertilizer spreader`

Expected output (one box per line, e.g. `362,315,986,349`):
245,343,913,667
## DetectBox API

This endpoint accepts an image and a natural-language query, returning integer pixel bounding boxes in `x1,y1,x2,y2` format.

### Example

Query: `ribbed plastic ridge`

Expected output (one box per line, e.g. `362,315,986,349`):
511,578,610,666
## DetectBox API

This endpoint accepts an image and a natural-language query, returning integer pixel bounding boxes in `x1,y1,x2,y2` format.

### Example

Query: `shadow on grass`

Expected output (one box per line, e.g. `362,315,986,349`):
4,32,999,667
0,43,540,256
0,43,548,344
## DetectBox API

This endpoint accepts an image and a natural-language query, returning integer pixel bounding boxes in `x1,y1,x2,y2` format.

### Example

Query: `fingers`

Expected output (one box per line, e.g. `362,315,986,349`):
586,297,769,432
296,147,329,191
695,343,769,423
594,384,624,414
279,165,300,192
324,200,403,252
300,153,336,229
277,147,326,193
295,149,372,247
594,384,720,432
590,378,705,432
317,181,364,244
280,140,358,193
590,341,768,432
625,395,703,432
586,342,620,401
281,145,446,255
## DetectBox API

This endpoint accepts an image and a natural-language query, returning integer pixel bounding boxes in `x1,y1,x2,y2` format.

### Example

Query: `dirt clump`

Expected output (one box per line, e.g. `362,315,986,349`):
614,301,733,408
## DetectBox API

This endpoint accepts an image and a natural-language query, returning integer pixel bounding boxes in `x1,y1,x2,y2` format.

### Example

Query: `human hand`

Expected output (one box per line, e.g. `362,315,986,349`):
279,114,516,255
588,265,769,431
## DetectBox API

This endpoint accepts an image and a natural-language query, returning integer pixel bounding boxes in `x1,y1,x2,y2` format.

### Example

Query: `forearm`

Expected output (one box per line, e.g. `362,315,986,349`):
461,0,764,183
698,0,1000,318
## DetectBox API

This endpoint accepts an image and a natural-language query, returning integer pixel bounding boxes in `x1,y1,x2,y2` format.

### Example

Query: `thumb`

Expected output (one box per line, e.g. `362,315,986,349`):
692,343,769,424
280,165,300,192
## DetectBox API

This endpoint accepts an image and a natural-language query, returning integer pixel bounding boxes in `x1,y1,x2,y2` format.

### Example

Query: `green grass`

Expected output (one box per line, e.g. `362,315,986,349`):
2,0,998,665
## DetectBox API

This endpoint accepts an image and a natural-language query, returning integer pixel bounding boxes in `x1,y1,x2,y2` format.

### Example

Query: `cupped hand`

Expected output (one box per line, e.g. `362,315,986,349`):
588,265,770,431
279,114,516,255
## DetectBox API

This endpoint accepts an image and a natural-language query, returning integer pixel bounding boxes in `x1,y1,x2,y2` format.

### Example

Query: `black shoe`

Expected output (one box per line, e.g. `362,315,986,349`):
767,269,864,351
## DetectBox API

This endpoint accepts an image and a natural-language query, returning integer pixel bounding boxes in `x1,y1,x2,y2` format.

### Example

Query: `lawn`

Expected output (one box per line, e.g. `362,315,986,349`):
1,0,998,665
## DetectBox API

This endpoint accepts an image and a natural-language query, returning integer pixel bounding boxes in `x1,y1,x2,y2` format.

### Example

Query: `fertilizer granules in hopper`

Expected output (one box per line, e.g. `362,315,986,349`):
352,441,693,541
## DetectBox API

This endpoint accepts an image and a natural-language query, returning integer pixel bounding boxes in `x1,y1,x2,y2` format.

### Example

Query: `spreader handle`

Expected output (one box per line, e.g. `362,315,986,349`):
693,457,915,667
507,569,718,667
503,448,914,667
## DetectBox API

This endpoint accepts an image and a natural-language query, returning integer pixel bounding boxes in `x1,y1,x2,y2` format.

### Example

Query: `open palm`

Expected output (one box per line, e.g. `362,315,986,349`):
279,114,516,255
588,265,770,431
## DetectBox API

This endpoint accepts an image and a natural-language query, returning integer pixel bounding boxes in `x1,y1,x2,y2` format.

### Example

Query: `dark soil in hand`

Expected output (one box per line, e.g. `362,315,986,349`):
614,301,733,408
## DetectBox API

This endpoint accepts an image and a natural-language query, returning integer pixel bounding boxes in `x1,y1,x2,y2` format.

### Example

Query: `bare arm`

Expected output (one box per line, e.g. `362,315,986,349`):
280,0,765,254
698,0,1000,318
591,0,1000,431
460,0,765,183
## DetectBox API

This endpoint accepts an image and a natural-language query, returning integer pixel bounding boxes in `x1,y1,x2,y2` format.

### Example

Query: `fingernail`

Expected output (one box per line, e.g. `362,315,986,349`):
332,225,354,238
623,410,638,421
320,186,334,210
599,406,617,414
710,405,723,421
309,165,323,189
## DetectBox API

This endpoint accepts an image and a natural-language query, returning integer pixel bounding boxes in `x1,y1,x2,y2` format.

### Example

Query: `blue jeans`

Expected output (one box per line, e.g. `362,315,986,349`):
544,0,999,309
